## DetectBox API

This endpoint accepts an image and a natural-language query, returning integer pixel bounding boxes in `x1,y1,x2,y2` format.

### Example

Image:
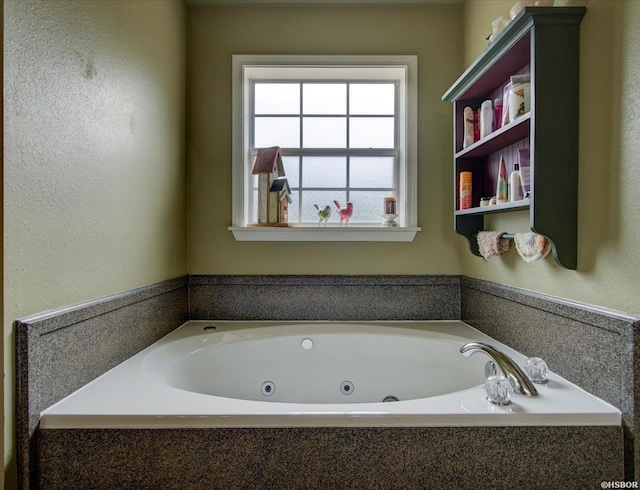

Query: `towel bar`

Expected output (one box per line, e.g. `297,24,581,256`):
474,232,516,239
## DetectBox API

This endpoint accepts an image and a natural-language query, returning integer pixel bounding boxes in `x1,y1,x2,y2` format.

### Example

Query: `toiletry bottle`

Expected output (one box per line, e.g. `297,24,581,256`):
508,74,531,121
473,109,480,142
463,107,474,148
501,82,511,127
510,163,523,202
459,171,472,210
493,98,503,130
480,100,493,139
496,156,508,204
517,148,531,198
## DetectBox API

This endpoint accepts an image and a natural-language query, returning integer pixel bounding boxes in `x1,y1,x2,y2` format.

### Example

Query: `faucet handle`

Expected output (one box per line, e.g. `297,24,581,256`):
523,357,549,384
485,373,513,405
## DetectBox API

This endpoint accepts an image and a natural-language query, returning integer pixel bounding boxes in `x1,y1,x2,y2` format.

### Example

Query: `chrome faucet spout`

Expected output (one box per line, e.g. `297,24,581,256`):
460,342,539,397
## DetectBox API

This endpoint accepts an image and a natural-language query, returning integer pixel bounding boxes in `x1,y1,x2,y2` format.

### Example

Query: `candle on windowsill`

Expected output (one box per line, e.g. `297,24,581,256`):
384,196,397,215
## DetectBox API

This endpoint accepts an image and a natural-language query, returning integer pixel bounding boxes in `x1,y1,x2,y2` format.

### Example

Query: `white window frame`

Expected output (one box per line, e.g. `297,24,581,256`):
230,54,420,241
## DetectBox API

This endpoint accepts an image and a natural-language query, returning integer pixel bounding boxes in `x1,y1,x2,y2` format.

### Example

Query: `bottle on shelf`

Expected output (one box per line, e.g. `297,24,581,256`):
493,98,503,131
510,163,523,202
463,107,474,149
480,100,493,139
496,156,508,204
459,171,473,210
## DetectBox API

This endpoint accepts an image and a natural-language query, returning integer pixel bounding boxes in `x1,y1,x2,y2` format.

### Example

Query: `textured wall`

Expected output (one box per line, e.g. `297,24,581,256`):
3,0,187,486
460,0,640,316
186,4,464,275
1,1,4,488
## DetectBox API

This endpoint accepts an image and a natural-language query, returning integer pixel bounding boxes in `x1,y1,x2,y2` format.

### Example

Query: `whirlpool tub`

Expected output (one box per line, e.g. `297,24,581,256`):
40,320,619,428
37,321,624,488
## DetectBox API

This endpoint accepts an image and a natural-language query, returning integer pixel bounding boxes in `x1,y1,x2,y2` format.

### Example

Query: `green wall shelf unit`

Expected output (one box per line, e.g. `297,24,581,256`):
442,7,586,270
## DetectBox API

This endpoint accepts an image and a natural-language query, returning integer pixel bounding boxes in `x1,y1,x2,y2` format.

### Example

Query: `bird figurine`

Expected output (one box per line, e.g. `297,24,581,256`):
334,200,354,226
314,204,332,226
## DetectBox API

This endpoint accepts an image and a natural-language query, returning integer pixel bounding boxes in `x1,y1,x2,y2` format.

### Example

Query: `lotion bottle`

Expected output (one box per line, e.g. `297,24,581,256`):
493,98,503,130
496,156,508,204
463,107,475,148
480,100,493,139
510,163,523,202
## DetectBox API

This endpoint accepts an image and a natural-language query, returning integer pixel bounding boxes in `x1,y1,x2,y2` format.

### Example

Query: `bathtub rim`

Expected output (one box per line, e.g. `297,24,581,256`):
39,320,622,430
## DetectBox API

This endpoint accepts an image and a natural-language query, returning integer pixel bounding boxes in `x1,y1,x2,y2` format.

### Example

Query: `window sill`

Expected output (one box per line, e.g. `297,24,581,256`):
228,225,421,242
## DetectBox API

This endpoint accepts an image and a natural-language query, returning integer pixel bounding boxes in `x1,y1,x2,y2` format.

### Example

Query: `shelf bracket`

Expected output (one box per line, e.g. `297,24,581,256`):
456,215,484,257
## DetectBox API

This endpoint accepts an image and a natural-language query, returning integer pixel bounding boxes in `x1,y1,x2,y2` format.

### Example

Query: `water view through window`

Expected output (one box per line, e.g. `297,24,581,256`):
251,82,398,224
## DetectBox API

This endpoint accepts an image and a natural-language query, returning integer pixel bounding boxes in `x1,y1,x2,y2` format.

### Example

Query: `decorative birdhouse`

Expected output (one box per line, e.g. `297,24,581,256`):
269,178,293,224
251,146,285,224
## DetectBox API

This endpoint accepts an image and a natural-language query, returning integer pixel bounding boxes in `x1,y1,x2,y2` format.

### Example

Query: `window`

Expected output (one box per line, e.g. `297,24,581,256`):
253,81,396,224
231,55,419,241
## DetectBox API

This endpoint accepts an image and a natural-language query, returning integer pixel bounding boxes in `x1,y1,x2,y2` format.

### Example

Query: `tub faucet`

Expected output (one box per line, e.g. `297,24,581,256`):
459,342,539,397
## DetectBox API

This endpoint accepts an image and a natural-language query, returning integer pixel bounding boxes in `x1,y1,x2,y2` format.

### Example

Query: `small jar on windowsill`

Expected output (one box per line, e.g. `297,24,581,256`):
382,197,398,227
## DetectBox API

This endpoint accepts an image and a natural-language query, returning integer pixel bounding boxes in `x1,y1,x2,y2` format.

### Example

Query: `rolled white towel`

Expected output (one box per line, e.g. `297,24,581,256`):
514,232,551,263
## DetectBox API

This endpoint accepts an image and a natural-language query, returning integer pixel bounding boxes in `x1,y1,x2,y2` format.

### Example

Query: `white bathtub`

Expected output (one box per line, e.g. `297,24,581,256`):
40,320,620,429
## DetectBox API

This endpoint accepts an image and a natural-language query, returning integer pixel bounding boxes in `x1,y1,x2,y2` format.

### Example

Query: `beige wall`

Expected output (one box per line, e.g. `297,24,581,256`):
1,1,4,488
3,0,187,486
4,0,638,486
463,0,512,67
187,4,464,275
461,0,640,316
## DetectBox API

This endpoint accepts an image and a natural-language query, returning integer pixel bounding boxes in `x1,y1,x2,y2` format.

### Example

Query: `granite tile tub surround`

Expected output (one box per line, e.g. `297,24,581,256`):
18,274,640,488
460,276,640,481
15,276,189,490
37,426,623,490
189,275,461,321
